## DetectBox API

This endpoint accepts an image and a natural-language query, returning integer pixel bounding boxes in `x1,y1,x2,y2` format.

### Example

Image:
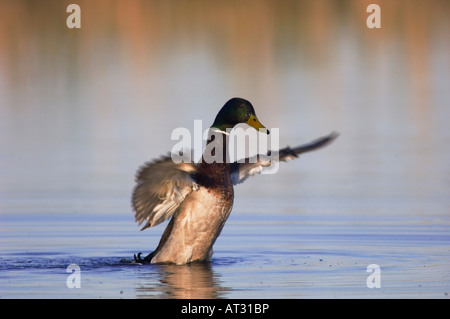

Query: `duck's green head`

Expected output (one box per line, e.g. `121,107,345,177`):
211,98,269,134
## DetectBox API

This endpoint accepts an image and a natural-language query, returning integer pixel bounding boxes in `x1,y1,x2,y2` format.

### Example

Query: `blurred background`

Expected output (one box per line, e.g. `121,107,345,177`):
0,0,449,219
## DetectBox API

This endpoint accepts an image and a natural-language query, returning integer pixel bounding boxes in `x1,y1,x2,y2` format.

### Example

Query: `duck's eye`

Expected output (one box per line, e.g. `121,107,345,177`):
253,118,256,121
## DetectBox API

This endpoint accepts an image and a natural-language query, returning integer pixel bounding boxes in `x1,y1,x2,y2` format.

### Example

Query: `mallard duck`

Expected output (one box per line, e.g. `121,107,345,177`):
132,97,338,265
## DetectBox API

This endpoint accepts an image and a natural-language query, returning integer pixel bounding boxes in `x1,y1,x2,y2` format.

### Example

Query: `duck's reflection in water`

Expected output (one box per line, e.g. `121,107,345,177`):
136,262,229,299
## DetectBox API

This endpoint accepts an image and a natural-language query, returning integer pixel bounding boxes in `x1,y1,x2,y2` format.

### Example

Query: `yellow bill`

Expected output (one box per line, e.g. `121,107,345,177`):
246,114,270,134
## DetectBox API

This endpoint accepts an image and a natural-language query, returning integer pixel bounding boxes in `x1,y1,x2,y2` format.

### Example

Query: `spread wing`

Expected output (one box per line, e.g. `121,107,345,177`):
230,131,339,185
132,155,198,230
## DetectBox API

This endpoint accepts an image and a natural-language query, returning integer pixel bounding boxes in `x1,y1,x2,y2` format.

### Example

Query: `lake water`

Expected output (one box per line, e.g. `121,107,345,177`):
1,0,449,299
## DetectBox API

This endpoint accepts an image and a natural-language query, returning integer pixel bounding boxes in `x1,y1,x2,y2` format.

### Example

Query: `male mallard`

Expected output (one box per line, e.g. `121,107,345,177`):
132,97,338,265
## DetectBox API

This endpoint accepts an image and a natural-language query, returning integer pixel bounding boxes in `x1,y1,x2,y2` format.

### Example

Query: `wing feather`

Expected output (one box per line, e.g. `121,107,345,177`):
132,155,198,230
230,132,339,185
